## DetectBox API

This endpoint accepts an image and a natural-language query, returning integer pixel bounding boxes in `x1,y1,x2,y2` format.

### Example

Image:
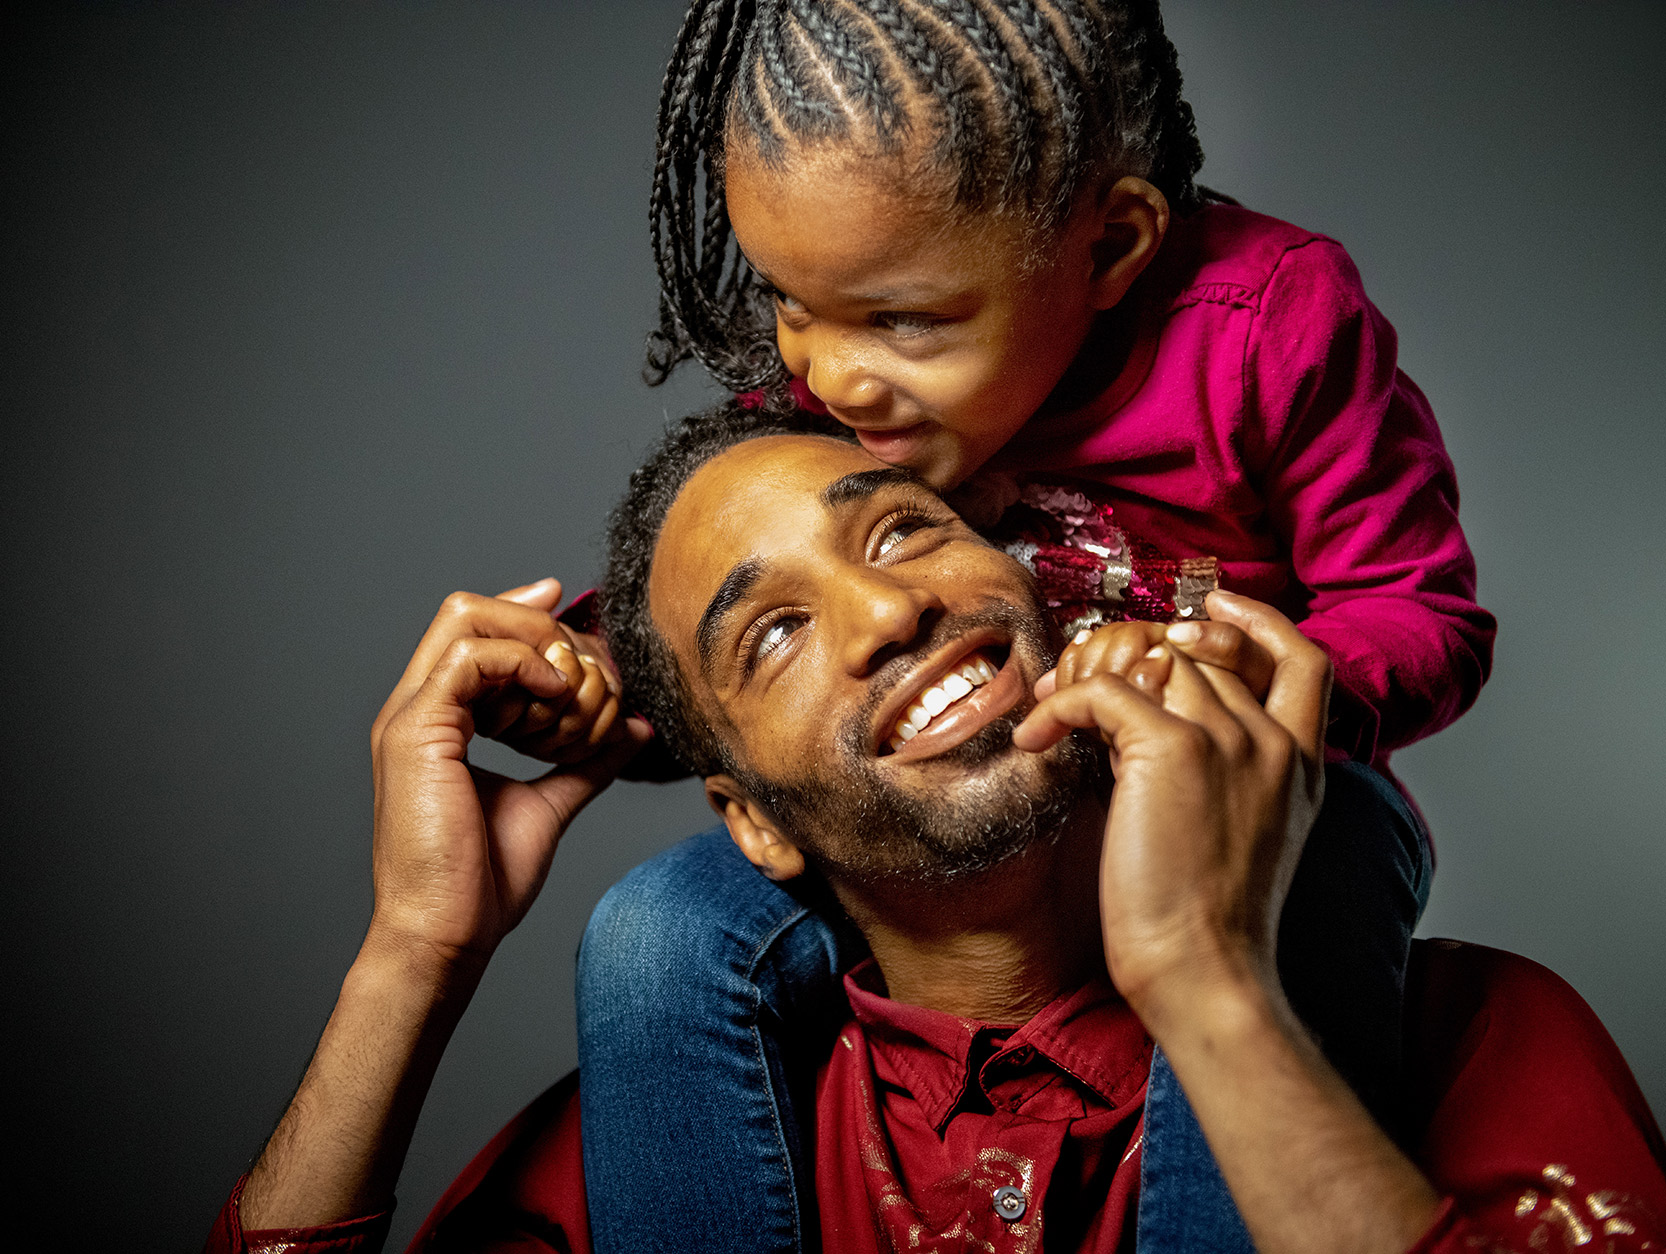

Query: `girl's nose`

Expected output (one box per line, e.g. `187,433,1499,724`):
783,326,886,414
832,567,943,677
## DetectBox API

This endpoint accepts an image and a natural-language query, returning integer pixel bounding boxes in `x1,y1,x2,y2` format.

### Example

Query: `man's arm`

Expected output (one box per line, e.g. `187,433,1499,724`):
1016,589,1440,1253
231,579,645,1234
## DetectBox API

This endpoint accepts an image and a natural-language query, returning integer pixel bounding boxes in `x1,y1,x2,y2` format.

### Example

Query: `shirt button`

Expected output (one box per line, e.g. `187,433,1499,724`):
992,1185,1028,1222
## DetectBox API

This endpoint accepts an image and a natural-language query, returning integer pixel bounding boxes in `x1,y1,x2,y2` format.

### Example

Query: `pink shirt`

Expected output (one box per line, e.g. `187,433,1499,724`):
1000,203,1494,764
794,203,1494,766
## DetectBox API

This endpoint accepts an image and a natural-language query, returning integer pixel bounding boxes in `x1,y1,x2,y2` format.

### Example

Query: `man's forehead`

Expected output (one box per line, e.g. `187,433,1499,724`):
648,435,889,646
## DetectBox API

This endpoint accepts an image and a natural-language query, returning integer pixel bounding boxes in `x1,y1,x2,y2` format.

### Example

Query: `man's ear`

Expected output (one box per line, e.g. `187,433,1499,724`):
1083,175,1169,312
704,774,807,882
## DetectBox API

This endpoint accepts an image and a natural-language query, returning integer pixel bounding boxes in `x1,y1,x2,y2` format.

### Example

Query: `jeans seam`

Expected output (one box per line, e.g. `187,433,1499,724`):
744,903,816,1254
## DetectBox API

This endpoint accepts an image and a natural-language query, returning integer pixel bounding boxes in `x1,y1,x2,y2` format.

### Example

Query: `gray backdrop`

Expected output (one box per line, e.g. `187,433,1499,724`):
3,3,1661,1250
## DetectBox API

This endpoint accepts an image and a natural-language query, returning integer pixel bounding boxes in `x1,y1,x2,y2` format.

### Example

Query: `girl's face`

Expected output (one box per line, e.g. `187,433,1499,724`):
726,147,1159,489
729,148,1106,489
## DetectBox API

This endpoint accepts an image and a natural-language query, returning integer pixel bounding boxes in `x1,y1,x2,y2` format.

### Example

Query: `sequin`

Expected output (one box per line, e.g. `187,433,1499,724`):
987,479,1220,630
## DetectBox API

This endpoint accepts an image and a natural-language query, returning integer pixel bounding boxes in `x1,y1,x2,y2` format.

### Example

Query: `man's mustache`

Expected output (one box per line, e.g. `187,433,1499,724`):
842,599,1054,755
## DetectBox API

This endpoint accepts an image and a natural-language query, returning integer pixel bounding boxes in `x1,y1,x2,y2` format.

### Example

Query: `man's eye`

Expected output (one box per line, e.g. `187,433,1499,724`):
755,615,803,659
876,514,934,557
875,312,939,338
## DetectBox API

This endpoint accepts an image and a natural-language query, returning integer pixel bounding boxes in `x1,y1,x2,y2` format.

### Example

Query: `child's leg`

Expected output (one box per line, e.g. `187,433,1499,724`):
1276,761,1432,1123
576,826,863,1254
1135,760,1431,1253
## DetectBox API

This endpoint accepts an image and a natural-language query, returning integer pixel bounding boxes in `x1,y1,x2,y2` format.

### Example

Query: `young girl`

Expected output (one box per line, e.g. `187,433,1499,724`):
579,2,1494,1250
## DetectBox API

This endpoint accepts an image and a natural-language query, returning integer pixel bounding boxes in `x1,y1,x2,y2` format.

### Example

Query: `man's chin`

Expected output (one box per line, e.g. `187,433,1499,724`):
743,722,1103,889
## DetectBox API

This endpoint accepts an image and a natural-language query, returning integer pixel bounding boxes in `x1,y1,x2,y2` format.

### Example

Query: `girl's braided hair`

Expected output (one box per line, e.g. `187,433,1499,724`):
646,0,1207,394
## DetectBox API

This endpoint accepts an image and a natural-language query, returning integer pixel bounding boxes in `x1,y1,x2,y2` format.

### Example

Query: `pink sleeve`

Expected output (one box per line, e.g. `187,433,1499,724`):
1243,239,1496,761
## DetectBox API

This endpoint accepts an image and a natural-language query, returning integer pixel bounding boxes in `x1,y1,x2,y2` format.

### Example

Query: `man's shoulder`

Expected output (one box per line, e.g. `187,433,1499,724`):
1404,938,1666,1177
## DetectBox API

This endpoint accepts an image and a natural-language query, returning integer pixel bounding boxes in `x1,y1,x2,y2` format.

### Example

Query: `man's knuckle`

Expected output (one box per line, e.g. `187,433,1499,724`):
439,590,479,620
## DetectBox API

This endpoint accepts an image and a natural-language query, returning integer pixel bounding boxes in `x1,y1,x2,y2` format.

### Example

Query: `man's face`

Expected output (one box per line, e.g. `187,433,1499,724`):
648,435,1097,884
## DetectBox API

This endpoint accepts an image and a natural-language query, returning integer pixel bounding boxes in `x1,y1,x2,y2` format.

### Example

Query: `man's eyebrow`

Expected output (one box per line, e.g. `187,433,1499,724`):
820,466,925,511
695,557,765,679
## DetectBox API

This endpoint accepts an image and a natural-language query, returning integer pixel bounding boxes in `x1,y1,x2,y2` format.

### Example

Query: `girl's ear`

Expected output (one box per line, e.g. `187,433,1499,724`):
1084,176,1170,311
705,774,808,881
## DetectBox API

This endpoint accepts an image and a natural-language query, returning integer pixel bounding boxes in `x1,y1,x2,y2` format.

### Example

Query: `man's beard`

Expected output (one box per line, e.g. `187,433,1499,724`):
727,601,1107,887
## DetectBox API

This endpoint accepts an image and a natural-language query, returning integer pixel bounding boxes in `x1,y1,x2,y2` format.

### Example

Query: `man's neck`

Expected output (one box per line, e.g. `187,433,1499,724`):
833,796,1108,1024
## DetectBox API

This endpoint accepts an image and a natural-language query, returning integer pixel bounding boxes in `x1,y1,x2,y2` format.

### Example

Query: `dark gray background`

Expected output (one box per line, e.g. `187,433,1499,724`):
3,3,1661,1249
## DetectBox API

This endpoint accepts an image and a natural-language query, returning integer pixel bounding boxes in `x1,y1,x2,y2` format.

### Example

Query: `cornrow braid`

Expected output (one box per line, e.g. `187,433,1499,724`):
848,0,982,202
921,0,1040,200
646,0,1209,393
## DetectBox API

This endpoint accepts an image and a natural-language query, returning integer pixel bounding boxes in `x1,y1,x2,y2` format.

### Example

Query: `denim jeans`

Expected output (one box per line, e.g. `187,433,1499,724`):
576,762,1430,1253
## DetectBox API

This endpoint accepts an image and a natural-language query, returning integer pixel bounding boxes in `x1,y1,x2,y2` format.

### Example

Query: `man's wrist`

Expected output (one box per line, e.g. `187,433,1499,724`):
350,920,492,1019
1121,941,1289,1057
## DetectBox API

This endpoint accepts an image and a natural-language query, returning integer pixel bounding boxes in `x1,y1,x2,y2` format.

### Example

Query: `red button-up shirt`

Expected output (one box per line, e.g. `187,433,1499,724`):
816,961,1149,1253
205,942,1666,1254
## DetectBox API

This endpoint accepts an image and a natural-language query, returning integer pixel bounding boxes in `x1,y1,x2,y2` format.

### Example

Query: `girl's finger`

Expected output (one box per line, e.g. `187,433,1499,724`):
1013,670,1173,755
1163,620,1275,700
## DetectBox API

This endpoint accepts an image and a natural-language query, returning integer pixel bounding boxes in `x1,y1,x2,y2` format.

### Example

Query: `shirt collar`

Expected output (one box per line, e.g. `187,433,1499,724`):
842,959,1152,1132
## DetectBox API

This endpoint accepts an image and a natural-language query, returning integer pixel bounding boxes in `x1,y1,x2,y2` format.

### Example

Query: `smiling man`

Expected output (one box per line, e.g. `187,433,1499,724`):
205,407,1665,1254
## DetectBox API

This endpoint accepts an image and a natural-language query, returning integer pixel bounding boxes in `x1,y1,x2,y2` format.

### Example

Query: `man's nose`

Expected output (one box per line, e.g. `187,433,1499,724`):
831,566,943,676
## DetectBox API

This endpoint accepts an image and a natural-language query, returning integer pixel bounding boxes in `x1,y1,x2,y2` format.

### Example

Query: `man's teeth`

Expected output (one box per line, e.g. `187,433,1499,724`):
887,655,999,751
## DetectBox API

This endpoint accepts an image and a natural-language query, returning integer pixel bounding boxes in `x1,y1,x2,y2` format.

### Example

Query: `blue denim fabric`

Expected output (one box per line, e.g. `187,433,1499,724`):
577,762,1429,1254
576,828,861,1254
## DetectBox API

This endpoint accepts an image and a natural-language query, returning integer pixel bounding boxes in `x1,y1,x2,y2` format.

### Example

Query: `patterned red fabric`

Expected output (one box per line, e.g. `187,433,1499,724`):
816,961,1149,1253
202,943,1664,1253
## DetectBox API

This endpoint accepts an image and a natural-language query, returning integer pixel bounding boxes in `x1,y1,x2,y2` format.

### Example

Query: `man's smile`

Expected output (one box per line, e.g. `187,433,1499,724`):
870,629,1023,764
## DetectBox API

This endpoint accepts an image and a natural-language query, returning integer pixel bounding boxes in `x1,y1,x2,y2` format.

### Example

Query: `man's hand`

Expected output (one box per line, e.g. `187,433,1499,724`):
1015,591,1325,1011
367,578,649,967
1016,590,1440,1254
239,578,647,1231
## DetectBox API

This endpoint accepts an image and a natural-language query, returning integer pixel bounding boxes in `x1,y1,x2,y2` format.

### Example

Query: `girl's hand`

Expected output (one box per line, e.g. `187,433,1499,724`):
458,580,630,767
1035,603,1277,705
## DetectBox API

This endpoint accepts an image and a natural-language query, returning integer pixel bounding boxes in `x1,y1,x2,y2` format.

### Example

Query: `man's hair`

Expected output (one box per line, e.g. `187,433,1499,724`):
599,400,854,777
646,0,1211,394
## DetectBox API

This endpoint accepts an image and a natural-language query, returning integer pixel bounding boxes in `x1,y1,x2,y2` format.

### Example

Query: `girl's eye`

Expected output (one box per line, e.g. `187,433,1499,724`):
773,290,807,316
875,312,939,338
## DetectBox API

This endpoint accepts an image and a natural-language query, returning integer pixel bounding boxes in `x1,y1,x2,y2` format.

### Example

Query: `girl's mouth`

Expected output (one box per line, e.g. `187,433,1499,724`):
852,421,934,465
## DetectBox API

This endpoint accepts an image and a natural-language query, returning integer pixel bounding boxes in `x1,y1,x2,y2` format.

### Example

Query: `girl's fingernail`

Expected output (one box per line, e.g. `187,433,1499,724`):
1145,644,1168,659
1166,622,1203,643
578,654,599,665
1073,628,1093,645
